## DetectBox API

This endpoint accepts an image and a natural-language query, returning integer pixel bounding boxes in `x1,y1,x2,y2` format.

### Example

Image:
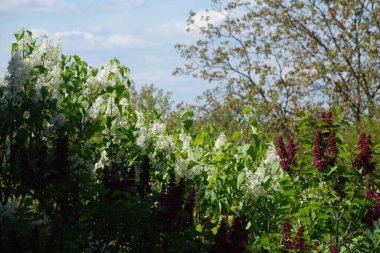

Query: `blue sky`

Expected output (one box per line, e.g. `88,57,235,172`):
0,0,222,103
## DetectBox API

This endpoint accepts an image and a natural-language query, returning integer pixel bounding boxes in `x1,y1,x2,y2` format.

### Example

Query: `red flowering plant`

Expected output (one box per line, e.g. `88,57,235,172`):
261,111,380,252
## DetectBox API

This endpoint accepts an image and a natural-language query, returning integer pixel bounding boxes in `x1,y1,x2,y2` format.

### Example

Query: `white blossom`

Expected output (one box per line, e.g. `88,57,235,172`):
22,38,62,101
136,127,150,150
119,98,128,108
150,120,166,135
205,165,216,182
94,150,109,171
17,35,29,52
87,61,119,90
263,143,280,166
0,199,17,218
215,133,227,149
175,157,189,179
50,113,65,127
263,143,283,191
155,135,174,154
88,96,105,119
244,166,266,200
188,164,203,179
136,111,145,128
179,131,191,151
244,143,284,199
105,96,118,117
25,39,61,69
3,52,30,100
31,214,49,225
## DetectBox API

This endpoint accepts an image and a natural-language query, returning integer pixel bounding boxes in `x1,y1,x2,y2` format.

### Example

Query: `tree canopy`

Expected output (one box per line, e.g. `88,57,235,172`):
175,0,380,133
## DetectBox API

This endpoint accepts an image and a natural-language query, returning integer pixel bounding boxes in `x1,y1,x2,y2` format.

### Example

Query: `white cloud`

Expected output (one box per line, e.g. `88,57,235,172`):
146,21,187,38
96,0,143,10
49,28,151,50
189,10,226,30
29,28,49,37
0,0,76,12
105,33,146,48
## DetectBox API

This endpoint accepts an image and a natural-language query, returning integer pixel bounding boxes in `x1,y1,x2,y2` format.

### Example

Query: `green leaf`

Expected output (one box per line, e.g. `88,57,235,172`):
11,43,19,53
14,30,24,41
45,73,54,83
41,86,49,99
182,119,193,132
211,191,217,203
180,109,193,119
108,72,116,80
211,226,218,235
237,172,245,188
62,55,71,66
242,107,251,114
241,144,251,154
230,131,241,141
260,235,270,246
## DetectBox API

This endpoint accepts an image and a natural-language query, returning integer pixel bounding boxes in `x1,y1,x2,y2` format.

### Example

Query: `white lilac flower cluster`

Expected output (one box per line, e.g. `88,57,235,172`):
135,112,150,151
136,114,175,154
150,120,174,154
45,113,66,136
0,199,17,218
84,60,129,123
26,38,62,101
244,166,266,201
88,95,129,120
215,133,227,149
88,96,105,120
263,143,284,191
94,150,109,171
31,214,49,225
136,127,150,151
244,143,283,200
2,52,30,101
151,121,165,135
0,35,62,103
50,113,65,127
87,61,119,90
179,131,191,151
174,131,201,180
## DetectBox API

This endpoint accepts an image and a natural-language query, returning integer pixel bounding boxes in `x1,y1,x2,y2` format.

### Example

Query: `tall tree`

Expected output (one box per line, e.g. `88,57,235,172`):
175,0,380,130
130,83,173,118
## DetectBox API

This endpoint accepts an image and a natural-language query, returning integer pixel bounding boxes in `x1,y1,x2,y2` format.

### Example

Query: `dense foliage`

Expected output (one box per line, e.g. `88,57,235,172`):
0,30,379,252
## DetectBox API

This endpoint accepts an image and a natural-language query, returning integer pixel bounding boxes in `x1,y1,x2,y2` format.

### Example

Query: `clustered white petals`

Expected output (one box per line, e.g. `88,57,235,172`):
136,111,145,128
244,142,283,200
174,157,190,179
215,133,227,149
94,150,109,171
150,120,166,135
244,166,266,200
0,199,17,218
136,127,150,151
155,135,174,153
105,96,118,117
179,131,191,151
50,113,65,127
3,52,30,100
173,131,196,180
88,96,105,119
87,61,120,90
31,214,49,225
